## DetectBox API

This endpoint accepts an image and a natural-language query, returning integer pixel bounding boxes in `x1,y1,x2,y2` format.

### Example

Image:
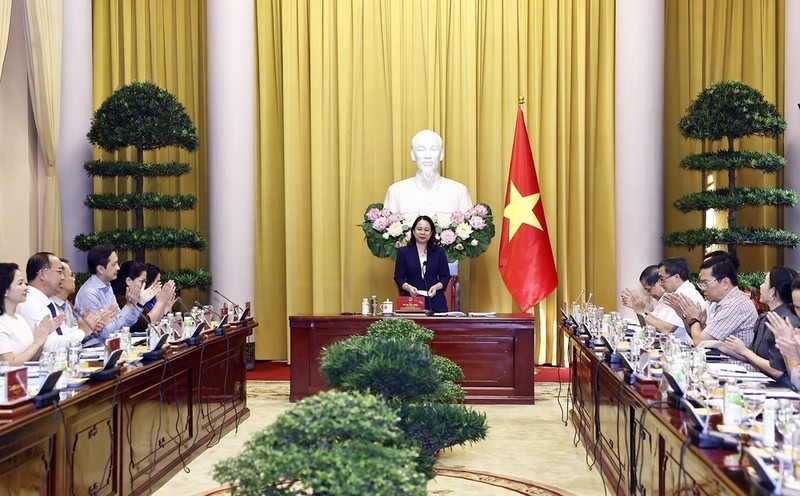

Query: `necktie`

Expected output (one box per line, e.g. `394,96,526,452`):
47,302,63,335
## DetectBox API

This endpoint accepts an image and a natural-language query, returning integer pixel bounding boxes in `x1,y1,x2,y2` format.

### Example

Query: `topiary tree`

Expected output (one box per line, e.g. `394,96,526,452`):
663,80,799,260
75,81,210,290
213,390,427,495
319,318,487,476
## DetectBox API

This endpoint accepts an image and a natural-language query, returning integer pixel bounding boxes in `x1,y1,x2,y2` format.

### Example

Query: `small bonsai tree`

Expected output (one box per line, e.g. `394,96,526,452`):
663,80,799,259
319,318,487,476
75,81,210,290
213,390,427,495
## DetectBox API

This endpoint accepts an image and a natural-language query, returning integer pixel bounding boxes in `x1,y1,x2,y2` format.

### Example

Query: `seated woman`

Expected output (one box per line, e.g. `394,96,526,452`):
112,261,176,333
0,263,61,365
394,215,451,313
702,266,799,382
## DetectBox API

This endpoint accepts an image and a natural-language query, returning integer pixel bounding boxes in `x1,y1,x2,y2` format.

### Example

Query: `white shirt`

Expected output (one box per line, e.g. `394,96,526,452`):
659,280,706,342
0,312,34,357
384,175,473,217
17,286,83,351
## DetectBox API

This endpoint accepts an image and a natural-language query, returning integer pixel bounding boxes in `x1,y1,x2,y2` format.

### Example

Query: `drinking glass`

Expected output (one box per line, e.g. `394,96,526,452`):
741,383,766,427
777,401,800,455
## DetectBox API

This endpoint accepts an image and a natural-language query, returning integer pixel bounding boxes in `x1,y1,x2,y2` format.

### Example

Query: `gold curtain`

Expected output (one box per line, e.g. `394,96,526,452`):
91,0,208,298
22,0,61,254
664,0,784,272
0,0,12,81
255,0,616,365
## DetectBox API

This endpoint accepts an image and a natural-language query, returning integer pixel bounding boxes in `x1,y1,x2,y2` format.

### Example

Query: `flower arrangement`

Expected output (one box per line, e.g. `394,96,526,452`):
360,203,495,262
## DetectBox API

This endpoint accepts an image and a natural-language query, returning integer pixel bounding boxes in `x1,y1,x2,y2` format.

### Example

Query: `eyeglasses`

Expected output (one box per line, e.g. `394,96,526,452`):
658,273,678,282
698,278,719,288
42,267,64,276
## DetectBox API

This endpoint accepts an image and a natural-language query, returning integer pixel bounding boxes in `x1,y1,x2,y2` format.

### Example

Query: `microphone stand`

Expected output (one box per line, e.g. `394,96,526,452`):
213,289,243,320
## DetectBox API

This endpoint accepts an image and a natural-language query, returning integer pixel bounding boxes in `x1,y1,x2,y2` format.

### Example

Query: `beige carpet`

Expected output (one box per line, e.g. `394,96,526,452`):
154,382,606,496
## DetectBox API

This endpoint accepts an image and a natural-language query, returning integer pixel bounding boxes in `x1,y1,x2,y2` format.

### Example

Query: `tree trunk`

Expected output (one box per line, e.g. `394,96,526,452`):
135,145,145,262
726,136,736,258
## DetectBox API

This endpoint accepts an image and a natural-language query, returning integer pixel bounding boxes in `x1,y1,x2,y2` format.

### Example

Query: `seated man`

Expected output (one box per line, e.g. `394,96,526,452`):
75,245,158,347
16,252,105,351
620,265,692,341
668,255,757,347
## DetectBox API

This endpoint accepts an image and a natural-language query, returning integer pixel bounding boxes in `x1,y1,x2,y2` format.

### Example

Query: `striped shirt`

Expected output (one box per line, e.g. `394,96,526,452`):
702,286,757,347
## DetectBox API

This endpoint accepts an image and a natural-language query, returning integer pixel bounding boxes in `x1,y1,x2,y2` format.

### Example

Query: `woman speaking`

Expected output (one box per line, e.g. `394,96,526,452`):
394,215,451,313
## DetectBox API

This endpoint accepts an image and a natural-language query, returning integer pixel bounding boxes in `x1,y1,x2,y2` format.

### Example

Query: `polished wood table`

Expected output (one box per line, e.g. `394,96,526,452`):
564,326,750,495
289,314,535,404
0,320,255,496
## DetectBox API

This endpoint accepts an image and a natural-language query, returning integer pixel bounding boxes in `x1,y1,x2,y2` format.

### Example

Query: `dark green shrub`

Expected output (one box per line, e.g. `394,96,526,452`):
212,390,427,495
366,317,434,343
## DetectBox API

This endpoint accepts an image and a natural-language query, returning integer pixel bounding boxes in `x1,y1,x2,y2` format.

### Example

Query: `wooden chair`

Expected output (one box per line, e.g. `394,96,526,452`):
444,275,459,311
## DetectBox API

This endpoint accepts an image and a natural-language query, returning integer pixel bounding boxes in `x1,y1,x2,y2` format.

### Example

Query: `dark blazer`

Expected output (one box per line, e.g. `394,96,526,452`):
394,245,451,313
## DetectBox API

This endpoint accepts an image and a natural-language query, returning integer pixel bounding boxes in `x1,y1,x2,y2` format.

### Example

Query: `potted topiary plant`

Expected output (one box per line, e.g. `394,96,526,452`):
75,81,210,291
319,318,487,476
213,390,428,495
663,80,799,261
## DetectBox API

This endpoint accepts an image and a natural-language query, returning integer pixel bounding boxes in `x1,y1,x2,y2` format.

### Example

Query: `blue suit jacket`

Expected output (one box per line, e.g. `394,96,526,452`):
394,245,451,313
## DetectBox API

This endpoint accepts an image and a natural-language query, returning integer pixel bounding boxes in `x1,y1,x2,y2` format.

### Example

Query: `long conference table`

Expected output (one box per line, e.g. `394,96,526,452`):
0,320,254,495
564,325,752,495
289,314,535,404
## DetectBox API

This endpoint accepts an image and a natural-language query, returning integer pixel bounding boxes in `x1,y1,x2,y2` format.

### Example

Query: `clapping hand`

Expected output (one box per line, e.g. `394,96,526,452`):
32,315,63,343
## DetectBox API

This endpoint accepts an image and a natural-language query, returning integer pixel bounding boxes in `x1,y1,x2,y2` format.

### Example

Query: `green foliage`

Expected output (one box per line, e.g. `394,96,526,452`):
737,271,767,292
662,227,800,249
85,193,197,211
679,150,785,173
87,81,199,152
320,336,440,401
74,227,208,251
678,80,786,140
320,318,487,479
84,160,191,177
212,391,427,496
367,318,434,343
673,187,797,212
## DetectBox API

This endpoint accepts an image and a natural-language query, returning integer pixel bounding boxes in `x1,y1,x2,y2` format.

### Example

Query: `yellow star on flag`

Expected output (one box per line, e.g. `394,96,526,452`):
503,181,542,241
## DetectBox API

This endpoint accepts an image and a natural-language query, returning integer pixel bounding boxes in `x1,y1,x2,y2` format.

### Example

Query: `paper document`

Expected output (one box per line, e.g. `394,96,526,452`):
417,290,429,297
468,312,497,317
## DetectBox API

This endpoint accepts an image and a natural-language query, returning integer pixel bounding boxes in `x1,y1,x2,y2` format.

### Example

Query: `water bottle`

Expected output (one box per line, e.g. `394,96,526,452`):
68,340,81,378
361,298,370,316
173,312,183,336
763,398,776,448
722,379,742,425
119,326,131,355
182,315,195,339
54,348,68,389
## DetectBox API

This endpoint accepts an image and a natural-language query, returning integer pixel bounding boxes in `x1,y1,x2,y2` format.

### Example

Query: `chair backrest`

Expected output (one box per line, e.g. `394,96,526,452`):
444,275,459,311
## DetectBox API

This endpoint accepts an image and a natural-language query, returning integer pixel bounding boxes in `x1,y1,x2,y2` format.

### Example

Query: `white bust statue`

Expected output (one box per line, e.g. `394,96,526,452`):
383,130,473,217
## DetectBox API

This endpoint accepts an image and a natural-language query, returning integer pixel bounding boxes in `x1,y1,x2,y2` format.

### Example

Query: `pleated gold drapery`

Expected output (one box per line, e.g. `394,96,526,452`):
22,0,62,255
663,0,785,272
91,0,208,299
255,0,616,365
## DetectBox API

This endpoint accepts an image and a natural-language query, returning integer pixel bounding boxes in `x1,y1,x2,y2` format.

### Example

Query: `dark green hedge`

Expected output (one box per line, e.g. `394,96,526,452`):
85,193,197,211
662,227,800,249
84,160,191,177
673,187,797,212
679,150,785,173
74,227,208,251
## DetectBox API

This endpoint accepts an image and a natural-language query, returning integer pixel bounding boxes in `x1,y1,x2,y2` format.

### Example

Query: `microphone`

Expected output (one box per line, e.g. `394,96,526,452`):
213,289,238,308
213,289,247,322
195,300,221,318
175,296,191,314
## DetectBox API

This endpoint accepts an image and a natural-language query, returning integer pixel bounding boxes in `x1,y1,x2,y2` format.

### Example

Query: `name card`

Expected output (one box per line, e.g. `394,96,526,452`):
0,366,28,403
394,296,426,313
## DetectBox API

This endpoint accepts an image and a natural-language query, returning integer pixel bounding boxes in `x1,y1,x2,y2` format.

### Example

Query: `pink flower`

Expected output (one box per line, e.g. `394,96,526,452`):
405,230,412,242
455,243,464,250
450,211,465,223
381,208,391,217
372,217,389,231
440,229,456,245
395,241,402,248
469,216,485,229
366,208,381,221
388,213,403,224
474,204,488,216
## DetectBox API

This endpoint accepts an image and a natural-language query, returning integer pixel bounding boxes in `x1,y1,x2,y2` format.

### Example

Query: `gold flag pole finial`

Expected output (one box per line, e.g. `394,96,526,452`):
518,96,525,107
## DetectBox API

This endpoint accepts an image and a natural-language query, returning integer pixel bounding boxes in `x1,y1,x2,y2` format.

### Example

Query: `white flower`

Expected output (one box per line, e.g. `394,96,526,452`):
471,239,479,246
402,213,417,228
382,232,390,239
455,222,473,240
436,213,452,229
387,222,404,237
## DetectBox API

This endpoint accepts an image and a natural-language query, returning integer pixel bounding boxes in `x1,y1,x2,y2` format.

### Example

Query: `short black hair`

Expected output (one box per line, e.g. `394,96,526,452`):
703,249,740,270
145,263,162,287
26,252,56,281
639,265,660,288
657,257,690,282
699,255,738,287
0,262,19,316
87,244,116,275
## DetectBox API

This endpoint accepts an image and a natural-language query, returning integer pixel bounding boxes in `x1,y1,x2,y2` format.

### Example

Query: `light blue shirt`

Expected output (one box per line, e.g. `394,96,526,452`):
75,274,142,346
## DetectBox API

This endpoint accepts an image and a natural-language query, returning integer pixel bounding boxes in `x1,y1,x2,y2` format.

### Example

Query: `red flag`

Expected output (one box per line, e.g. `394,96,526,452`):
498,108,558,311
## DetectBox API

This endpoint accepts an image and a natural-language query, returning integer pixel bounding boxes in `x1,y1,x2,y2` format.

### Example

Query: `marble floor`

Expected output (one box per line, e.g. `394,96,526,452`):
154,382,606,495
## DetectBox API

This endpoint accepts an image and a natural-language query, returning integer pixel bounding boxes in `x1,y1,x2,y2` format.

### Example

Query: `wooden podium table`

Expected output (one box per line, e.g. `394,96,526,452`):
289,314,535,404
0,320,254,496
